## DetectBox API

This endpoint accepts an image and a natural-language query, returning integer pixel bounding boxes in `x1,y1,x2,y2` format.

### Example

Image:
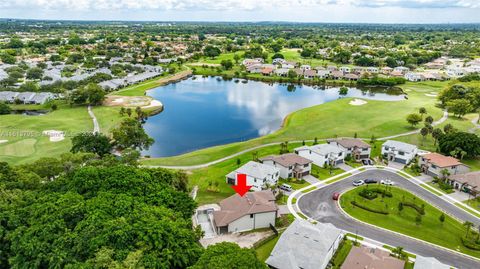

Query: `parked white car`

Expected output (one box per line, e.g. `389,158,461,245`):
353,180,365,186
381,179,395,185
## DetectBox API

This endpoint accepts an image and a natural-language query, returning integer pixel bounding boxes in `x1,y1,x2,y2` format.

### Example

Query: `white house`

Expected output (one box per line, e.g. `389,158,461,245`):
419,153,470,178
405,72,425,82
339,66,351,73
213,190,277,234
300,64,311,70
317,69,330,78
266,219,343,269
282,61,296,69
366,66,379,73
381,140,418,164
393,66,410,74
260,153,312,179
226,161,279,191
295,144,345,167
327,138,371,160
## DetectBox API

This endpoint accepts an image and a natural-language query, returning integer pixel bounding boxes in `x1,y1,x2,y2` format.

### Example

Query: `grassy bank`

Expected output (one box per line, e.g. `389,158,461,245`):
340,185,480,258
141,81,445,166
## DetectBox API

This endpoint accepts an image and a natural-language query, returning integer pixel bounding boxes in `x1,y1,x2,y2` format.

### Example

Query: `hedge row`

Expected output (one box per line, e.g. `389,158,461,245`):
351,201,389,215
461,236,480,250
358,188,393,200
402,202,425,215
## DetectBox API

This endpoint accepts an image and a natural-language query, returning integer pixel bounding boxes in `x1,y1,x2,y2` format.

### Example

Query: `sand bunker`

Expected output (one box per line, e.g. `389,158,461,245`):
142,99,163,109
349,99,368,106
111,97,124,104
42,130,65,142
0,140,8,144
425,93,437,97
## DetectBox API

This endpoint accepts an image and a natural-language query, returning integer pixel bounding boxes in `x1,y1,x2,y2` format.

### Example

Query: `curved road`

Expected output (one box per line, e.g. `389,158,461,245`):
297,169,480,269
147,111,448,170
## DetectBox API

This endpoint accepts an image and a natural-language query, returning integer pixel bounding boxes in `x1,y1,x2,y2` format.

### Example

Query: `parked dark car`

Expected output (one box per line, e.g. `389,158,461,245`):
364,179,378,184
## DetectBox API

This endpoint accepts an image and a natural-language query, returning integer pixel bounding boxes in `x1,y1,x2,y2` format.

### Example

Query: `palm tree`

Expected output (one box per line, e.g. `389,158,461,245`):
440,169,450,181
392,246,404,259
432,128,443,145
464,221,474,238
420,127,429,145
419,107,427,119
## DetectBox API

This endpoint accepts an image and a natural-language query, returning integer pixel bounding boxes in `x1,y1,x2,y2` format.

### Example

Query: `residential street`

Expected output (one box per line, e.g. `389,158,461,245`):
297,169,480,269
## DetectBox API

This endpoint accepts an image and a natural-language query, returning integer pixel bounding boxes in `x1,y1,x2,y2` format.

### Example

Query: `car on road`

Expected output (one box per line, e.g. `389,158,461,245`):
332,192,340,200
353,180,365,186
381,179,395,185
364,179,378,184
279,183,293,192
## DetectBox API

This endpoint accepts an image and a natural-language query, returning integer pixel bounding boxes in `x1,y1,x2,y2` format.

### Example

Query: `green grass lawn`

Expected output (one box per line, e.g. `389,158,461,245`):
311,164,344,180
186,142,307,205
255,233,280,262
426,181,454,194
340,185,480,258
331,239,354,269
142,81,446,167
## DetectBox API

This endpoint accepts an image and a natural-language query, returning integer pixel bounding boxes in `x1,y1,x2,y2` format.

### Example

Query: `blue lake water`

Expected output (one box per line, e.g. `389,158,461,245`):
143,76,405,157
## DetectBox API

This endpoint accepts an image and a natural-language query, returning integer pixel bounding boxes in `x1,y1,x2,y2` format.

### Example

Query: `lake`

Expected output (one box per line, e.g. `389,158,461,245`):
143,76,405,157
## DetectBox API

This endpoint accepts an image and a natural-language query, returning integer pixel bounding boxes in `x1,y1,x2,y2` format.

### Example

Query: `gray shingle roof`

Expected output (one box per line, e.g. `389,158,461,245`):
383,140,418,152
266,219,343,269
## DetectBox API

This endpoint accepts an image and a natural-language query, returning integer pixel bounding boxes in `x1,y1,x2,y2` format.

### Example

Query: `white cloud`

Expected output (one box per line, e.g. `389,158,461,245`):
350,0,480,9
0,0,338,11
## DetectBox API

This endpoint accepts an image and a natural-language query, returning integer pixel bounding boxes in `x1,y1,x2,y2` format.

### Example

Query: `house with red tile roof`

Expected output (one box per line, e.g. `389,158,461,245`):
419,153,470,178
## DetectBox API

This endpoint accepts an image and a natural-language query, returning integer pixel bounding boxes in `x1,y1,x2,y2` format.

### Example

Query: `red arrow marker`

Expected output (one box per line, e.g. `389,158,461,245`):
232,174,252,197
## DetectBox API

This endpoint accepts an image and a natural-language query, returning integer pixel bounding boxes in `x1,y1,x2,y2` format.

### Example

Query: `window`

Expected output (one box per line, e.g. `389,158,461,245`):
398,151,405,156
250,214,254,218
304,164,308,167
385,146,389,150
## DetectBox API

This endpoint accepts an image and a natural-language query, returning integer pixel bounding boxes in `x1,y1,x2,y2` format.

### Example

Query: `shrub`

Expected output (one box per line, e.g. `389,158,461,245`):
358,188,393,200
461,236,480,250
402,202,425,215
351,201,389,215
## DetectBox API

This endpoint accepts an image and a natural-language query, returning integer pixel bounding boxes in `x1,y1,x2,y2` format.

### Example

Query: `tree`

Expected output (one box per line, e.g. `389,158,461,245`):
191,242,267,269
0,102,11,115
233,53,241,64
220,59,233,70
26,67,44,80
120,148,141,165
438,132,480,158
419,107,427,118
71,132,113,157
236,158,241,167
425,115,434,124
392,246,405,259
203,45,221,58
398,202,404,215
111,118,154,151
415,214,422,226
443,123,455,134
432,128,443,145
464,221,474,237
448,99,472,118
420,127,429,144
439,213,445,225
406,113,422,127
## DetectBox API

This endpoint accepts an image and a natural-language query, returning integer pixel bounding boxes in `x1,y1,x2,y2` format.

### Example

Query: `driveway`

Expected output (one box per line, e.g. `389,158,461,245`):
303,174,321,184
297,169,480,269
387,161,405,170
415,174,434,183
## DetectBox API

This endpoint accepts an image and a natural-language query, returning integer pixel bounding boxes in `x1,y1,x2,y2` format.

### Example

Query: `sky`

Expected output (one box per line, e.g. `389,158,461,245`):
0,0,479,23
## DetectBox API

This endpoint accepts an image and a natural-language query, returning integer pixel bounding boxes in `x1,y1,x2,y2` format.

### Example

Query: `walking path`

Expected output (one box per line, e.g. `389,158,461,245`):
87,105,100,133
469,115,480,133
145,110,449,170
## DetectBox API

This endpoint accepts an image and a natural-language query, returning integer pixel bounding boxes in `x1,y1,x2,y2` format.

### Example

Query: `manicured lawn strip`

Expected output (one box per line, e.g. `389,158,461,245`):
187,142,307,205
419,183,444,196
345,233,364,241
311,164,344,180
427,182,454,194
457,202,480,218
340,186,480,258
141,81,446,166
382,245,416,258
279,178,311,190
330,239,354,269
255,233,281,262
325,173,352,184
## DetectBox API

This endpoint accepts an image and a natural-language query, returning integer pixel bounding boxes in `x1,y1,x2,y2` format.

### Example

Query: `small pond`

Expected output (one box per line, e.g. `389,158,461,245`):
143,76,405,157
